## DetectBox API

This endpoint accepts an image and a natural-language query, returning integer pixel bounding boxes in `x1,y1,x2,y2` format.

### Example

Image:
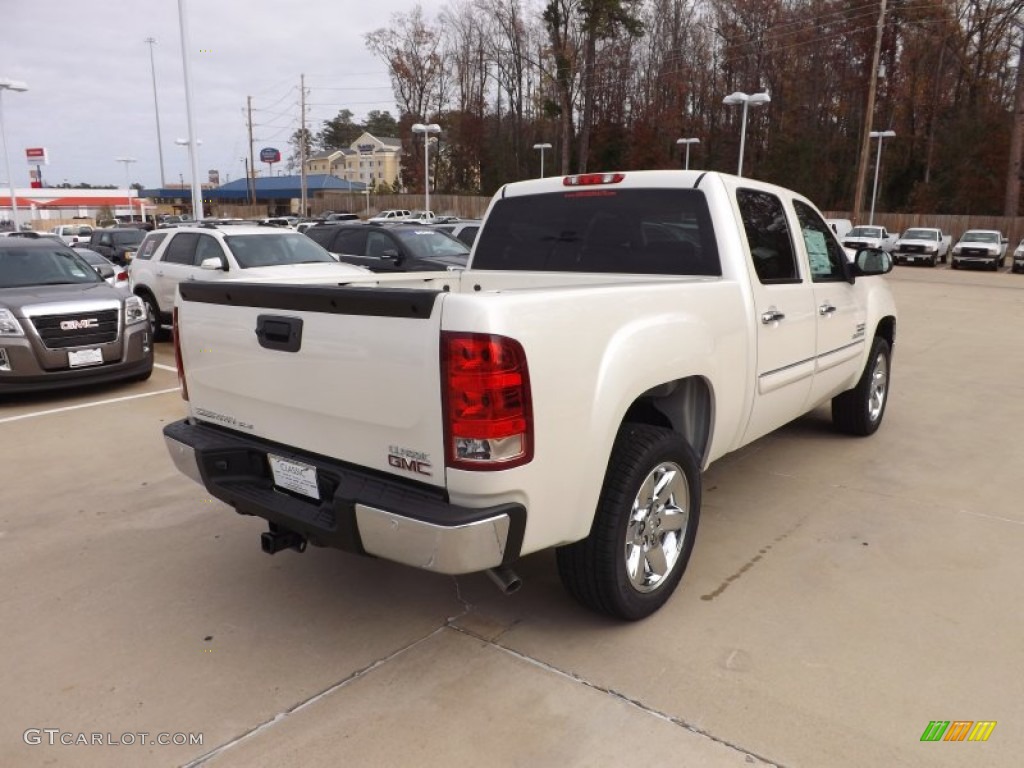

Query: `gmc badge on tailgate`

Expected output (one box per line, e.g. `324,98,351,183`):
387,446,432,476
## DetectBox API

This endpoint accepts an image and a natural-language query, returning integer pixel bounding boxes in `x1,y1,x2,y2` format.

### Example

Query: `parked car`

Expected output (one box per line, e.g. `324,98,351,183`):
304,223,471,271
73,248,130,292
129,224,369,339
85,227,147,266
259,217,298,228
367,209,412,223
951,230,1007,270
51,224,95,246
0,238,152,392
842,225,897,253
1012,238,1024,273
434,219,482,247
892,227,951,266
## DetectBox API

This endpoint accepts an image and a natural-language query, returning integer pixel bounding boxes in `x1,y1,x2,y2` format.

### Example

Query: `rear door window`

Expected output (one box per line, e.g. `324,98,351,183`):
162,233,199,265
736,189,799,283
333,229,367,255
135,232,168,261
472,188,720,275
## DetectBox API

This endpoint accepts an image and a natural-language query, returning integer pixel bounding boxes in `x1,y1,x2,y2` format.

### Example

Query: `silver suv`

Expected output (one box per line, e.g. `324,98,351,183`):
129,225,369,338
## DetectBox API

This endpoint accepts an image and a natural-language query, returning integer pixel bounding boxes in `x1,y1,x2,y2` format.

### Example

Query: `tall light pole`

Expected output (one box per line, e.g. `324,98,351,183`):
115,157,137,221
176,0,204,220
722,91,771,177
675,138,700,170
0,78,29,230
533,142,552,177
868,130,895,225
176,138,201,216
411,123,441,213
144,38,167,188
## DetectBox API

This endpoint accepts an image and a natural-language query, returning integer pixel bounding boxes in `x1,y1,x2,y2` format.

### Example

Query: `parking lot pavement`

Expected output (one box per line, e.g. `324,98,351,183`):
2,270,1022,767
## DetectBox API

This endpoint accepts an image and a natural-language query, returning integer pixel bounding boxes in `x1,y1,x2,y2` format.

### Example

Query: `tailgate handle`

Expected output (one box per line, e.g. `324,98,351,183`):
255,315,303,352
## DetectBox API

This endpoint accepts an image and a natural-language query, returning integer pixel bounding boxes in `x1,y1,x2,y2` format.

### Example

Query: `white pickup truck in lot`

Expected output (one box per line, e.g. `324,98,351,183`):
163,171,897,620
892,227,951,266
951,229,1008,270
842,225,897,254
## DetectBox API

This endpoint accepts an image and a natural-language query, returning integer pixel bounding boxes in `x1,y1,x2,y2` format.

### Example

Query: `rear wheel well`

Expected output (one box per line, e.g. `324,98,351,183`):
622,376,713,464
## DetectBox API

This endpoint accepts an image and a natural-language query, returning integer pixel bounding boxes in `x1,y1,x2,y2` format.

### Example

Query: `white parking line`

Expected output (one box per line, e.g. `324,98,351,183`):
154,363,177,372
0,388,180,424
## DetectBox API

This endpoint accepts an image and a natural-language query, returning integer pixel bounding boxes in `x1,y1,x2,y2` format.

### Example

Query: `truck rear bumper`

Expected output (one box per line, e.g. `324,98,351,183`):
163,419,525,574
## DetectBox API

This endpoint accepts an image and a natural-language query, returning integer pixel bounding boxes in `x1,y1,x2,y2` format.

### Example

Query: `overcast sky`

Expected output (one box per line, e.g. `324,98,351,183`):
1,0,412,190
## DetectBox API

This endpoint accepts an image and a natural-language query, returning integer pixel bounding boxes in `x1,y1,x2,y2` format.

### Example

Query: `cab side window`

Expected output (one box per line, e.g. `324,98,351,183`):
793,200,847,281
736,189,799,283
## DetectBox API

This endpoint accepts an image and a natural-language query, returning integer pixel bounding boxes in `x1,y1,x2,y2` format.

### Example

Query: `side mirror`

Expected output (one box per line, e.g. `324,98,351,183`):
1002,237,1009,244
200,256,226,271
851,247,892,277
381,248,401,260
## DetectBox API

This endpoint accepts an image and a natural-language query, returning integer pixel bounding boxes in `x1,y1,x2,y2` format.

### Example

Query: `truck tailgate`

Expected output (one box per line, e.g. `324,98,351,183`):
177,281,447,487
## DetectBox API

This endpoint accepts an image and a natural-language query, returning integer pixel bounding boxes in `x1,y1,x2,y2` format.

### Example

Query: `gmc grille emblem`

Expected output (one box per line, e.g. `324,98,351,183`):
60,318,99,330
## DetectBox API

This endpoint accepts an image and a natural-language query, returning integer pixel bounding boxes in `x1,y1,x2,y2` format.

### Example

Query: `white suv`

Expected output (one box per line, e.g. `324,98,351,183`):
129,225,368,338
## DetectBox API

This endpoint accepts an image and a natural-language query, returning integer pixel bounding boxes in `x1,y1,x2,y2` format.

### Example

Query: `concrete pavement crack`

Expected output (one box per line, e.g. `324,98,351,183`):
450,624,786,768
179,624,448,767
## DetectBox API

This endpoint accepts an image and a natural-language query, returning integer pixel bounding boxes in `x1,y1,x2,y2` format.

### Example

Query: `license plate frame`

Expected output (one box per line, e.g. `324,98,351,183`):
267,454,320,500
68,348,103,368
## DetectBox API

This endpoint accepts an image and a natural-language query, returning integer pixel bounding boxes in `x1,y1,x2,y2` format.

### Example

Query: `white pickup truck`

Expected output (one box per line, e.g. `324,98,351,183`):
163,171,897,620
842,225,897,254
951,229,1008,270
892,227,951,267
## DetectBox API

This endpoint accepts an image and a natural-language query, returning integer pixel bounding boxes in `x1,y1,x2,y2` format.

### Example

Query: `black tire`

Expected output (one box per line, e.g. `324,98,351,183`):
556,424,701,621
140,294,167,341
832,336,891,436
928,255,936,267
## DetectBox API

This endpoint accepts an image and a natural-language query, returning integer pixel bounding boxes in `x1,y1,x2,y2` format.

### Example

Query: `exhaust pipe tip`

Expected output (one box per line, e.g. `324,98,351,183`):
486,565,522,595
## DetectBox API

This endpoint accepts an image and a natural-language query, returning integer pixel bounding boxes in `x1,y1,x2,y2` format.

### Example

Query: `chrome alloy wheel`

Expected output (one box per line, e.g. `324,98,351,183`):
868,350,889,423
625,461,690,593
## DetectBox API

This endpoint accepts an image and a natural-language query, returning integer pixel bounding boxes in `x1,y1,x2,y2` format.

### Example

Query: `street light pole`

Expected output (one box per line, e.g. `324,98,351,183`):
868,130,896,225
176,0,204,220
411,123,441,213
115,157,137,221
675,138,700,170
722,91,771,177
0,78,29,230
144,37,167,188
176,138,202,216
533,142,552,177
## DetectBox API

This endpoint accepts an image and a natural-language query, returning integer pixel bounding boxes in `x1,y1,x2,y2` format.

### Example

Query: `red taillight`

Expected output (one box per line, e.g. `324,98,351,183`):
172,307,188,401
441,332,532,470
116,270,129,282
563,173,625,186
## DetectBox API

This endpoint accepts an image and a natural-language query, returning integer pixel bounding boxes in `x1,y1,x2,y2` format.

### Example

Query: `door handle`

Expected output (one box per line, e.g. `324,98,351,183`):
761,309,785,324
819,302,837,316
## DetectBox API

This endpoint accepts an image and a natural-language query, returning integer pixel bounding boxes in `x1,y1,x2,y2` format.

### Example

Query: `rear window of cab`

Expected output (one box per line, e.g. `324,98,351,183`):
471,188,720,276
